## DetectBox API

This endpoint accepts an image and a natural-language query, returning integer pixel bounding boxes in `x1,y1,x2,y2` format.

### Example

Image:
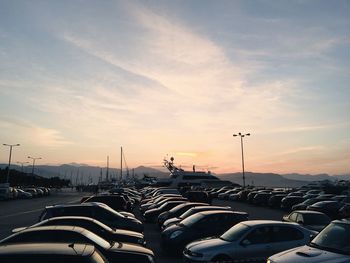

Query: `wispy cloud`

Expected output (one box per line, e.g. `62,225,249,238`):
0,117,72,148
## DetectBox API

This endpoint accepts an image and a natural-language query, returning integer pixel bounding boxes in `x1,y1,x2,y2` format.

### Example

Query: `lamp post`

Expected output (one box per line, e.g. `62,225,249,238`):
3,143,20,184
27,156,42,176
17,161,29,173
233,133,250,188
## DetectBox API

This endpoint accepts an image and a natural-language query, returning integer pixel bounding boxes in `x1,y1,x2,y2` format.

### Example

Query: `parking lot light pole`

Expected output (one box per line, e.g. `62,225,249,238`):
233,133,250,188
17,161,29,173
27,156,42,176
3,143,20,184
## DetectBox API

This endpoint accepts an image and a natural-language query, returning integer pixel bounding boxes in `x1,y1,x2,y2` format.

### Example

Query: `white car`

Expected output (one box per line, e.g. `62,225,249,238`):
267,220,350,263
183,220,316,263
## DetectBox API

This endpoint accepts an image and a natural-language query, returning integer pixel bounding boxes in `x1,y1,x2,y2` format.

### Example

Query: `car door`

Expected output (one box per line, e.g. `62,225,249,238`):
270,225,305,255
235,226,273,262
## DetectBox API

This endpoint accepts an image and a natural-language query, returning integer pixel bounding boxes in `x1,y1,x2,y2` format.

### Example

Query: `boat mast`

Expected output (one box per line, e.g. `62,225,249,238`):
120,147,123,181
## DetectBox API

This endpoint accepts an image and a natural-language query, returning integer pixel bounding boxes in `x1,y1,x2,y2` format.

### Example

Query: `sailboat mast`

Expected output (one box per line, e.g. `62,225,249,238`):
120,147,123,181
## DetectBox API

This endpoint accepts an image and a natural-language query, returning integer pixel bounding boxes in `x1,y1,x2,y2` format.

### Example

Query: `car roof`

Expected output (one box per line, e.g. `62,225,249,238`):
240,220,299,227
16,225,87,234
46,203,99,209
191,205,230,210
0,243,94,256
197,210,237,216
333,219,350,225
293,210,327,215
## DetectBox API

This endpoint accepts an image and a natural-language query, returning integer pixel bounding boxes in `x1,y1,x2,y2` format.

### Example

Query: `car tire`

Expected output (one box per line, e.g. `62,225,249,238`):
211,254,232,263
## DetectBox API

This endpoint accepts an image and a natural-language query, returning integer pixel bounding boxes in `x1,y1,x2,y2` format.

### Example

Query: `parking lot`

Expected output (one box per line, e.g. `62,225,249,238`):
0,190,287,263
139,198,286,263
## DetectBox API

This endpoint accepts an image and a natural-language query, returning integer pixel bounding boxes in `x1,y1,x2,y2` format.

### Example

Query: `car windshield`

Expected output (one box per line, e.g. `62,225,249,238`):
179,207,212,219
304,214,330,225
220,223,250,242
310,222,350,255
180,213,204,227
98,205,123,217
303,199,317,205
169,203,187,213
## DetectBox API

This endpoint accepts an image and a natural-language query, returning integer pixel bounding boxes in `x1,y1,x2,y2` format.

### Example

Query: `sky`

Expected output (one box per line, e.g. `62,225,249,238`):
0,0,349,175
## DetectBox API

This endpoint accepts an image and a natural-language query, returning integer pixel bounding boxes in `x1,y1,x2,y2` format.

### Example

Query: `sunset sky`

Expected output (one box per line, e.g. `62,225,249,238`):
0,0,349,175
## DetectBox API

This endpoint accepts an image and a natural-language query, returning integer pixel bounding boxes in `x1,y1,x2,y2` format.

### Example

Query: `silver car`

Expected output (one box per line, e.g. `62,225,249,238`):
267,220,350,263
183,220,316,263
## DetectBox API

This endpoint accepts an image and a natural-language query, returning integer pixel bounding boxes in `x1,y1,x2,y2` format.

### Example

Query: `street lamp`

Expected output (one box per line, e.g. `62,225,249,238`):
3,143,20,184
233,133,250,188
17,161,29,173
27,156,42,176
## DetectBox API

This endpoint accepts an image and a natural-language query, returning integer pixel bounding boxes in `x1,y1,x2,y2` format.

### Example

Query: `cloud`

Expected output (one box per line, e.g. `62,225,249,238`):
0,117,72,148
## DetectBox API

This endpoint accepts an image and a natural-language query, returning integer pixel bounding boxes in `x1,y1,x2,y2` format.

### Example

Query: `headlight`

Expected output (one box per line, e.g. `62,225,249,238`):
267,259,276,263
184,249,203,257
170,230,183,239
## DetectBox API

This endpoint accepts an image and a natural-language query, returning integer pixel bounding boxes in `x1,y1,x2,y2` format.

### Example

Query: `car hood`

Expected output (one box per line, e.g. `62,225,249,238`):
269,245,350,263
186,238,230,254
163,217,181,227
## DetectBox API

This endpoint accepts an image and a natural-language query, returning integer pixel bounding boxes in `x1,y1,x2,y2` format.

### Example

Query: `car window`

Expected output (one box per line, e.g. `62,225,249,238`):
271,226,304,242
243,226,271,245
296,214,304,223
289,212,298,222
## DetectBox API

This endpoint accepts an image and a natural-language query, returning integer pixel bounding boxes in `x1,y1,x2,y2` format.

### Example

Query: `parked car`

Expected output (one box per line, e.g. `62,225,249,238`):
161,205,232,230
183,220,316,263
184,191,212,204
339,203,350,219
281,196,305,210
157,202,208,227
268,194,287,208
283,210,331,231
83,194,128,211
0,226,156,263
39,203,143,233
143,200,187,222
161,210,248,254
0,242,108,263
291,197,331,211
13,216,146,246
16,189,32,199
253,192,272,206
307,201,343,219
267,219,350,263
0,186,11,200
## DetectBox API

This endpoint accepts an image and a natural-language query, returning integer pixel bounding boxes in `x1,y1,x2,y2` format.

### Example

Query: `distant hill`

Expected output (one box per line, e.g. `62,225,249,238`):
1,163,348,186
281,173,335,182
217,172,307,188
0,163,169,184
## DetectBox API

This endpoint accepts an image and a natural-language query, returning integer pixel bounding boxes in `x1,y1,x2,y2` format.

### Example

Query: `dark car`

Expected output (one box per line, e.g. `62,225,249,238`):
83,195,128,211
140,196,186,212
253,192,272,206
162,205,232,230
291,197,332,211
281,196,305,210
184,191,212,204
247,191,260,203
307,201,343,218
0,243,108,263
13,216,145,246
282,210,331,231
0,226,156,263
339,203,350,219
158,202,208,227
143,200,187,222
161,210,248,254
39,203,143,233
268,194,287,208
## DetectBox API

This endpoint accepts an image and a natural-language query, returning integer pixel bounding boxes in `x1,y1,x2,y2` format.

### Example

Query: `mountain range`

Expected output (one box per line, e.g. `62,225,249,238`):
1,163,349,187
